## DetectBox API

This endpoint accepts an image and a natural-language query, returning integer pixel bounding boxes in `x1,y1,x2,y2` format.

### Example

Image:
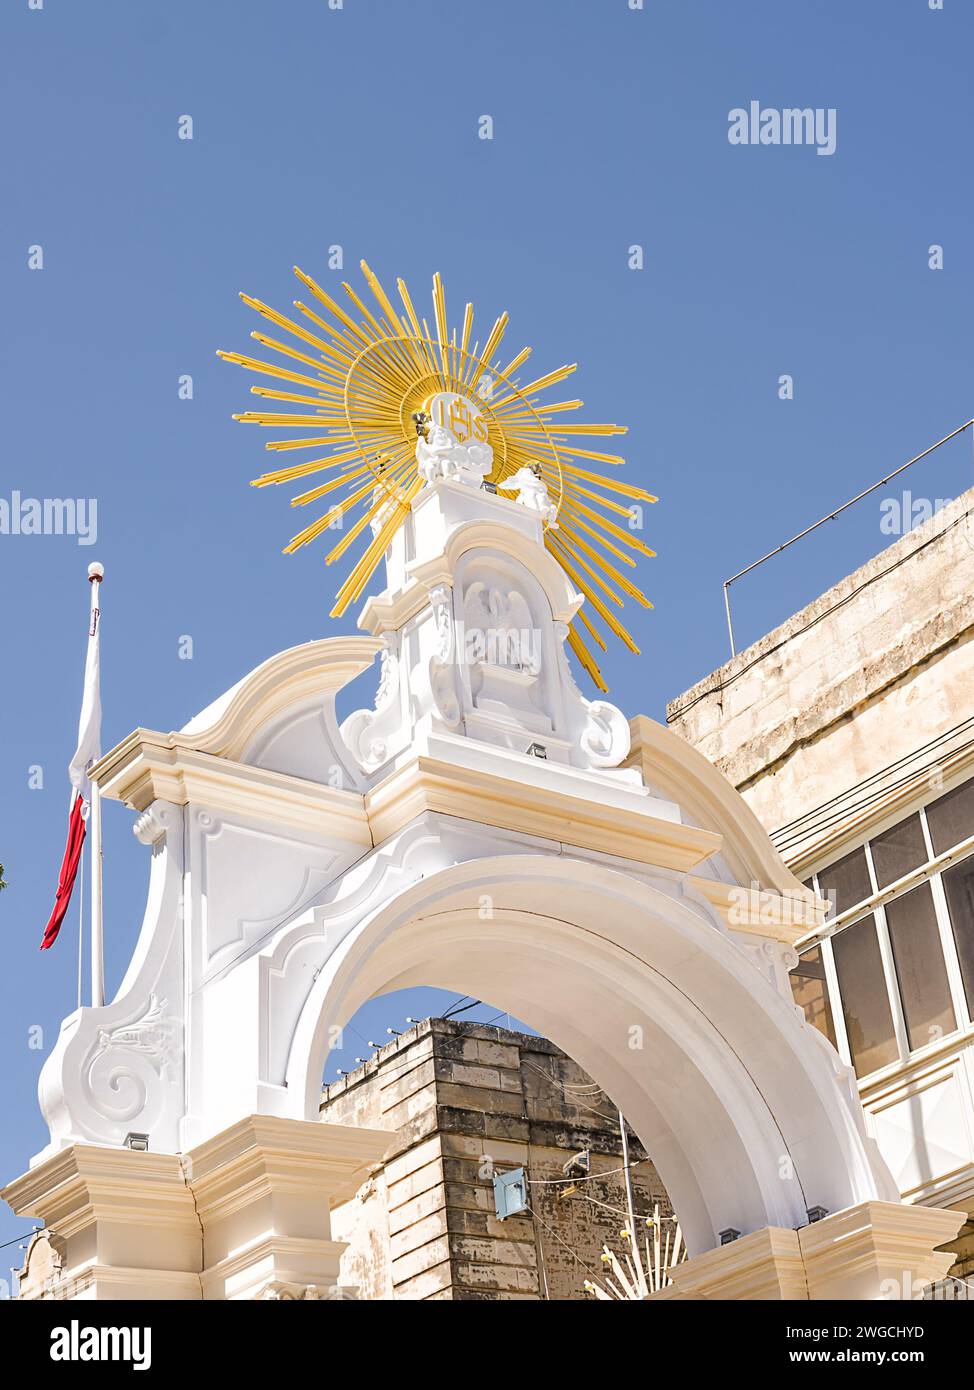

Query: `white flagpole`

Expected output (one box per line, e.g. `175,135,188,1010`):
76,843,85,1012
87,564,105,1008
90,782,104,1007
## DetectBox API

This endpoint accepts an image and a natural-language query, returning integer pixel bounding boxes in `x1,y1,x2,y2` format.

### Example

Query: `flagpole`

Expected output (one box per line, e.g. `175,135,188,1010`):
76,843,85,1011
87,564,105,1009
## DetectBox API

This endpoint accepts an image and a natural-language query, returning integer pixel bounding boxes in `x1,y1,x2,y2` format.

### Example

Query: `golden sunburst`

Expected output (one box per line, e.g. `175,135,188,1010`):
218,260,656,690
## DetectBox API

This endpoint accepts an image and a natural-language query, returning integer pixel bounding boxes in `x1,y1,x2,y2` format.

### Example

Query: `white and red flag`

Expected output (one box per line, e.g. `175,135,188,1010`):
40,564,103,951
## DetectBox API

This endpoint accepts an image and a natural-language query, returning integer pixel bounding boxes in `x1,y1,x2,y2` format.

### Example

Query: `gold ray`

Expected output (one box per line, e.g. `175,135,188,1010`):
561,464,658,500
556,445,627,465
432,272,450,385
249,387,336,409
292,266,374,348
561,498,657,557
498,346,532,379
251,449,365,487
561,481,641,519
460,303,474,361
216,350,337,396
240,295,344,364
510,363,578,400
464,312,508,388
290,462,378,507
567,623,608,692
577,606,608,651
223,262,656,689
559,522,652,605
331,476,424,616
250,331,347,384
549,542,640,653
234,413,352,428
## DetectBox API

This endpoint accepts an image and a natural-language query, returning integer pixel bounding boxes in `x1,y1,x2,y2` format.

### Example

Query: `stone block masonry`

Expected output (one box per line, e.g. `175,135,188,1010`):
320,1017,673,1301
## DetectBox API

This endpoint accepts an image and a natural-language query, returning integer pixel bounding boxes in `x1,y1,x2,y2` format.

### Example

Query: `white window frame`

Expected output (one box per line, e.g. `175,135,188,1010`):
800,793,974,1079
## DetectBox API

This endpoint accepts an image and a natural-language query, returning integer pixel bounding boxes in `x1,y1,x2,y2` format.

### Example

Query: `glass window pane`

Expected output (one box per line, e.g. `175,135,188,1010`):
871,814,927,889
927,780,974,857
790,946,836,1047
885,884,956,1051
818,848,872,919
942,854,974,1017
832,918,898,1077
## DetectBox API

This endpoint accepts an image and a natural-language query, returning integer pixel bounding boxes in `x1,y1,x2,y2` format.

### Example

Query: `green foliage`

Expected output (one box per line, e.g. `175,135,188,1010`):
0,864,7,891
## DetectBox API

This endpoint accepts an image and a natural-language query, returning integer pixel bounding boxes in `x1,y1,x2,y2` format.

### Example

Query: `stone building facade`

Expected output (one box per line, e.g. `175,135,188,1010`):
319,1017,674,1300
667,485,974,1278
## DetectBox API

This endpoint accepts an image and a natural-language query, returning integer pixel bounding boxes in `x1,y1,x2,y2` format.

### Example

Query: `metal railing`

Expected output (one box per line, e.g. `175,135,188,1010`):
722,418,974,658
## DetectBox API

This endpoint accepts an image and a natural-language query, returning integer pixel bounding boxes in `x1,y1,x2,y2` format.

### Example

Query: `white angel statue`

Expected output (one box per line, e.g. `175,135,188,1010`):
415,419,492,488
498,464,559,527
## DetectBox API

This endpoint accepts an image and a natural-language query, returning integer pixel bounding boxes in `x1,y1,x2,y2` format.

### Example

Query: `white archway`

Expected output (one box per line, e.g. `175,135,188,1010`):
285,854,887,1257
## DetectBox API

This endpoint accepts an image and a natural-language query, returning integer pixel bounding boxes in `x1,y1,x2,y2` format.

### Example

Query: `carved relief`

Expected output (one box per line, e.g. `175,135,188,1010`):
192,810,346,974
340,635,402,771
16,1230,66,1301
82,994,181,1126
133,800,180,846
554,621,631,768
428,584,463,727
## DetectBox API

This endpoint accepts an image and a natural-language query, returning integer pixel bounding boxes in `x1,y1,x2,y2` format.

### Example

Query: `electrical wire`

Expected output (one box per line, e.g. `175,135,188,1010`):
525,1205,604,1285
0,1229,36,1253
527,1157,652,1186
673,500,974,723
520,1057,618,1124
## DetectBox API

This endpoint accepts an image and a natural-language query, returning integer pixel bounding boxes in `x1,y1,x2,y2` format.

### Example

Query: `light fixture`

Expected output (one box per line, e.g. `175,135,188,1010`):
124,1132,149,1152
719,1228,741,1245
563,1149,591,1180
526,743,547,759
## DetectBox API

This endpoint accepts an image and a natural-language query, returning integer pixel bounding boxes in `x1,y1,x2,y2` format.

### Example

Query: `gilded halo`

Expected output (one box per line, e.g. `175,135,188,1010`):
219,260,656,689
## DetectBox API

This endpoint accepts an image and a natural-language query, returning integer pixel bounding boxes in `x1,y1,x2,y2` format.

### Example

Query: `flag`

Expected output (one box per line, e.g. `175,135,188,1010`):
40,565,103,951
69,565,102,803
39,795,87,951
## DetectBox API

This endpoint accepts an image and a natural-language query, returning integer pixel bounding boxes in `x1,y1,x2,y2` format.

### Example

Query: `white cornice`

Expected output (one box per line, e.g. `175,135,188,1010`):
186,1115,390,1216
627,715,806,895
175,636,382,761
686,875,825,944
92,733,372,845
779,742,974,877
365,752,722,872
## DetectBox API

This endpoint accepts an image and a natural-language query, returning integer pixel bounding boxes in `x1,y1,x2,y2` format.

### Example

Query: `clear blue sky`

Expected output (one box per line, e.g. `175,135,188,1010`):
1,0,972,1258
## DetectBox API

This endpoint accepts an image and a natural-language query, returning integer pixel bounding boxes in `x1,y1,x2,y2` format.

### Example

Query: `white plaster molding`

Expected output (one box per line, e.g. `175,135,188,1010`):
177,635,381,760
277,853,897,1256
35,800,187,1161
627,714,813,897
94,736,371,845
17,472,908,1281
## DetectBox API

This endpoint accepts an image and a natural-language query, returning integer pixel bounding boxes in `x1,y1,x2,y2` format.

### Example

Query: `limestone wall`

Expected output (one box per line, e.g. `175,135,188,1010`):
666,488,974,854
321,1018,673,1301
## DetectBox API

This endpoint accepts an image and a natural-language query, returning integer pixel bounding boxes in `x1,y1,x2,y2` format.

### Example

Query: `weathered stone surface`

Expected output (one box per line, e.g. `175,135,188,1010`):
320,1016,675,1300
666,487,974,867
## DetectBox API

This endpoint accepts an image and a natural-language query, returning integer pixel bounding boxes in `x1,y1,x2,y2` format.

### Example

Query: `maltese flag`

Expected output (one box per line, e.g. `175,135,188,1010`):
40,564,103,951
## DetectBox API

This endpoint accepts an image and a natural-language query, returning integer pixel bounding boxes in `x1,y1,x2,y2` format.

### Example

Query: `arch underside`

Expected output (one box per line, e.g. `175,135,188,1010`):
283,856,882,1257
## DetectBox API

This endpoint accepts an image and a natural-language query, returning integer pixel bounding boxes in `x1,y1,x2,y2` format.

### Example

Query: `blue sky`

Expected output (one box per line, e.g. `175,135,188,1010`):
1,0,972,1258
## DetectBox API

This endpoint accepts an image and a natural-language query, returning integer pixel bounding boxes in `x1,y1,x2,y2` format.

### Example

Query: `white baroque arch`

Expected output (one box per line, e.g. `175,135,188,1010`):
21,476,939,1301
283,854,894,1257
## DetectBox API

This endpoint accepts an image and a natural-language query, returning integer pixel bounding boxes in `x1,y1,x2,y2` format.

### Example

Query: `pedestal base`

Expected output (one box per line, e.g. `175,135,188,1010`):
652,1201,965,1301
3,1116,389,1301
